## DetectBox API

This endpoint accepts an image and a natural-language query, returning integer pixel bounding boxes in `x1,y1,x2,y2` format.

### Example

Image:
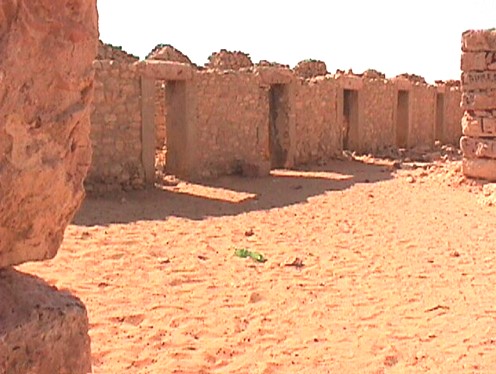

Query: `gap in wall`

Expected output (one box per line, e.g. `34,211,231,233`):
396,90,410,149
155,79,187,184
269,84,290,169
343,89,359,150
435,93,445,142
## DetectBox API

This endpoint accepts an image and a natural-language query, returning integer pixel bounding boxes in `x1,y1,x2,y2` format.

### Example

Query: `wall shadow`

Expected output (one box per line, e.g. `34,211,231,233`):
73,160,394,226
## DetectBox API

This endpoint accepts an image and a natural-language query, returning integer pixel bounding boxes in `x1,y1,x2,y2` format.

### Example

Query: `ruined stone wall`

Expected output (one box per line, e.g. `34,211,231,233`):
460,30,496,181
294,77,341,164
87,61,144,192
360,78,396,152
409,84,437,148
193,70,269,177
294,60,328,79
442,85,463,145
97,41,139,63
206,50,253,70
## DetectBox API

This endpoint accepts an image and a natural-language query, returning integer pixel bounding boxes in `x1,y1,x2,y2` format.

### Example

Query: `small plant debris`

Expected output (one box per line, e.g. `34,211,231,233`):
234,248,267,263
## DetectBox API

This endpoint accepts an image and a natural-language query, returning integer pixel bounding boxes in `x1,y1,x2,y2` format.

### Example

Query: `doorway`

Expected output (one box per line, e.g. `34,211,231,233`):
343,89,359,150
435,93,445,142
268,84,290,169
154,79,188,183
396,90,410,148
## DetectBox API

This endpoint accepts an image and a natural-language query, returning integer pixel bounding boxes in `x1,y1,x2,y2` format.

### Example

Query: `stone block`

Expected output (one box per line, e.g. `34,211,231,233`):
460,136,496,159
256,66,294,85
140,60,194,81
462,157,496,181
461,90,496,110
462,29,496,52
462,114,496,137
338,75,363,90
461,71,496,90
461,52,489,71
0,269,91,374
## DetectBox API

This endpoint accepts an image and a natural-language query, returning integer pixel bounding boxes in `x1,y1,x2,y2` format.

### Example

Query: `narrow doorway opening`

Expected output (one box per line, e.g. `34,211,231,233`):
154,80,187,184
343,89,359,150
435,93,445,142
268,84,290,169
396,90,410,149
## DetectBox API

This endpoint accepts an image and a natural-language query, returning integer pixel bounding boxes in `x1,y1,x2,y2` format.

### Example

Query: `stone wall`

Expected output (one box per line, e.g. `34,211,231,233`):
87,60,144,192
294,76,341,164
360,77,396,152
193,70,270,177
87,45,467,190
97,41,139,63
436,82,463,145
460,29,496,181
410,83,437,148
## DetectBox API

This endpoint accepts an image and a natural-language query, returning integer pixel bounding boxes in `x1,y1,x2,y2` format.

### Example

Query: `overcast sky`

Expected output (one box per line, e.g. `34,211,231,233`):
97,0,496,83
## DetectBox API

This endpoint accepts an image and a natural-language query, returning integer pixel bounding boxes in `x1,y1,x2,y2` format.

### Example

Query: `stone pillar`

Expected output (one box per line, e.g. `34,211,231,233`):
460,30,496,181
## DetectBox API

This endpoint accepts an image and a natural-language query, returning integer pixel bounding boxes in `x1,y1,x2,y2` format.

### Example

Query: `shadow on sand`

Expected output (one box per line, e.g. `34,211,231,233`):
73,160,394,226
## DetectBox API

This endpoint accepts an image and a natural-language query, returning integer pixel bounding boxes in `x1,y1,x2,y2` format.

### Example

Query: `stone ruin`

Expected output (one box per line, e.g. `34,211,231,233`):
206,49,254,70
86,46,464,192
0,0,98,372
460,29,496,181
294,59,328,79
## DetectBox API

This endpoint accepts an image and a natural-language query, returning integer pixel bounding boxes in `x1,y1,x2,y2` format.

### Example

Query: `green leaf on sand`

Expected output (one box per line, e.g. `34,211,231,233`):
234,248,267,263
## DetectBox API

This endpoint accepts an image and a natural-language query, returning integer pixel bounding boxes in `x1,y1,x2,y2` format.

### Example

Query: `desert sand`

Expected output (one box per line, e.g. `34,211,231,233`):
18,157,496,373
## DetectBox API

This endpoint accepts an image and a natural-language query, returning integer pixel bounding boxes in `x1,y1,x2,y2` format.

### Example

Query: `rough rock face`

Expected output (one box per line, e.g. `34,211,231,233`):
206,49,253,70
0,0,99,267
97,40,139,63
146,44,192,64
294,60,328,79
0,269,91,374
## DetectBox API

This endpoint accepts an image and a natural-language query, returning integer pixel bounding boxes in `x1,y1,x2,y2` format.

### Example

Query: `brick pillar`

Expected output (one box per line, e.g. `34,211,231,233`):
460,30,496,181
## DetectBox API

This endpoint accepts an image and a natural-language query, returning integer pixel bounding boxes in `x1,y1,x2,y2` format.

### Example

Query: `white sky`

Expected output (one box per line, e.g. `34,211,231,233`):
97,0,496,83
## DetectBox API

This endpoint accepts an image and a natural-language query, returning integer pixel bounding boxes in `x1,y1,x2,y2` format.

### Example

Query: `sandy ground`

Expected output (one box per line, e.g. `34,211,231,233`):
18,158,496,373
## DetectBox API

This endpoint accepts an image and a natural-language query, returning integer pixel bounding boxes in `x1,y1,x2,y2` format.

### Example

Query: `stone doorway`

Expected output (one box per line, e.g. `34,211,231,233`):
268,84,291,169
396,90,410,148
343,89,359,150
154,80,188,184
435,92,445,142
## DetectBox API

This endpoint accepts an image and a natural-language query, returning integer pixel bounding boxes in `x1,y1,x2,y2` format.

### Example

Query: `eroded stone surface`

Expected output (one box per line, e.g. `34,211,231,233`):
462,29,496,52
0,269,91,374
462,158,496,181
460,136,496,159
294,60,328,79
0,0,98,267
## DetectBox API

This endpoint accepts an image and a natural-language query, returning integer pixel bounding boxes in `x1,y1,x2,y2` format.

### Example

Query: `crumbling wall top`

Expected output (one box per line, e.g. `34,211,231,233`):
361,69,386,80
257,60,290,69
97,41,139,63
206,49,253,70
146,44,193,65
294,59,328,79
395,73,427,85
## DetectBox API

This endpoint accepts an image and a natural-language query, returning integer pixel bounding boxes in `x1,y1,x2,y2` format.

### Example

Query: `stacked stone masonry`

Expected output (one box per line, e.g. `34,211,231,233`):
87,46,464,191
460,30,496,181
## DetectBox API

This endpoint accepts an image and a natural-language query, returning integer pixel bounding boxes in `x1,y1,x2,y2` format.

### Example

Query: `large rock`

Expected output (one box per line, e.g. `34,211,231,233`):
0,268,91,374
0,0,99,267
